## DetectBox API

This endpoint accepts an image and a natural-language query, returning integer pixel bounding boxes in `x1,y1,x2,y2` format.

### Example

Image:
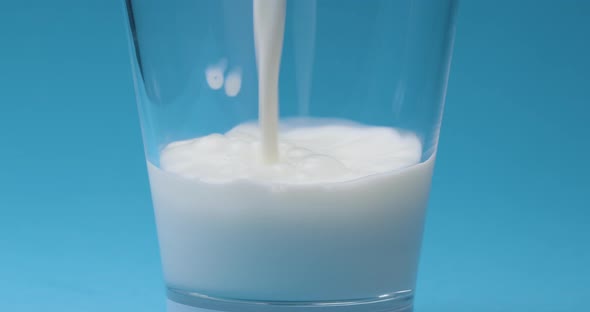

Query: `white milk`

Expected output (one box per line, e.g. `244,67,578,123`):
253,0,286,163
147,120,435,301
147,0,435,303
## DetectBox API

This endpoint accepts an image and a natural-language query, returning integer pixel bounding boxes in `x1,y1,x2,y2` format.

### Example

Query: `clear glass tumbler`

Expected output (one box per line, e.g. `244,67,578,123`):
124,0,457,311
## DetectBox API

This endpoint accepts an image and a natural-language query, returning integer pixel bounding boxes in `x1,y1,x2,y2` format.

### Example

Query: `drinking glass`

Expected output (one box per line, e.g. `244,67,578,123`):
124,1,457,311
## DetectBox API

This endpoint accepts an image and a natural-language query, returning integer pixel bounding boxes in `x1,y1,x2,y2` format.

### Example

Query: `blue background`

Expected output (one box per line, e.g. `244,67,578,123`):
0,1,588,311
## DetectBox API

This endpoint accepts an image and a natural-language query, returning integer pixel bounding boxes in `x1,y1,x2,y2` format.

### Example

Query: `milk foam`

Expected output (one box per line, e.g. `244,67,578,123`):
160,120,422,184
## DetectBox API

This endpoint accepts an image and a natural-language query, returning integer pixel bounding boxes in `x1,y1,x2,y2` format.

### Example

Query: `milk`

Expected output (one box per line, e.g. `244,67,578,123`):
146,0,435,304
158,120,423,184
147,120,435,301
253,0,286,163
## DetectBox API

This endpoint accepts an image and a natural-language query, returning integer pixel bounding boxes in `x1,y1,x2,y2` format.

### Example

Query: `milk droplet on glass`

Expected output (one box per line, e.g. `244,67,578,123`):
205,59,227,90
224,69,242,97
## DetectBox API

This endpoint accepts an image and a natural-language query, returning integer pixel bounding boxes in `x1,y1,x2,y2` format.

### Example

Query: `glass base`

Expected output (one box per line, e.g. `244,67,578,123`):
167,288,413,312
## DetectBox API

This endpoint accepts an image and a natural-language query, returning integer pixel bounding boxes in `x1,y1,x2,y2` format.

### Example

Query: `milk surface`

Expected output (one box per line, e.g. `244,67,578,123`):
148,120,435,301
160,120,422,184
